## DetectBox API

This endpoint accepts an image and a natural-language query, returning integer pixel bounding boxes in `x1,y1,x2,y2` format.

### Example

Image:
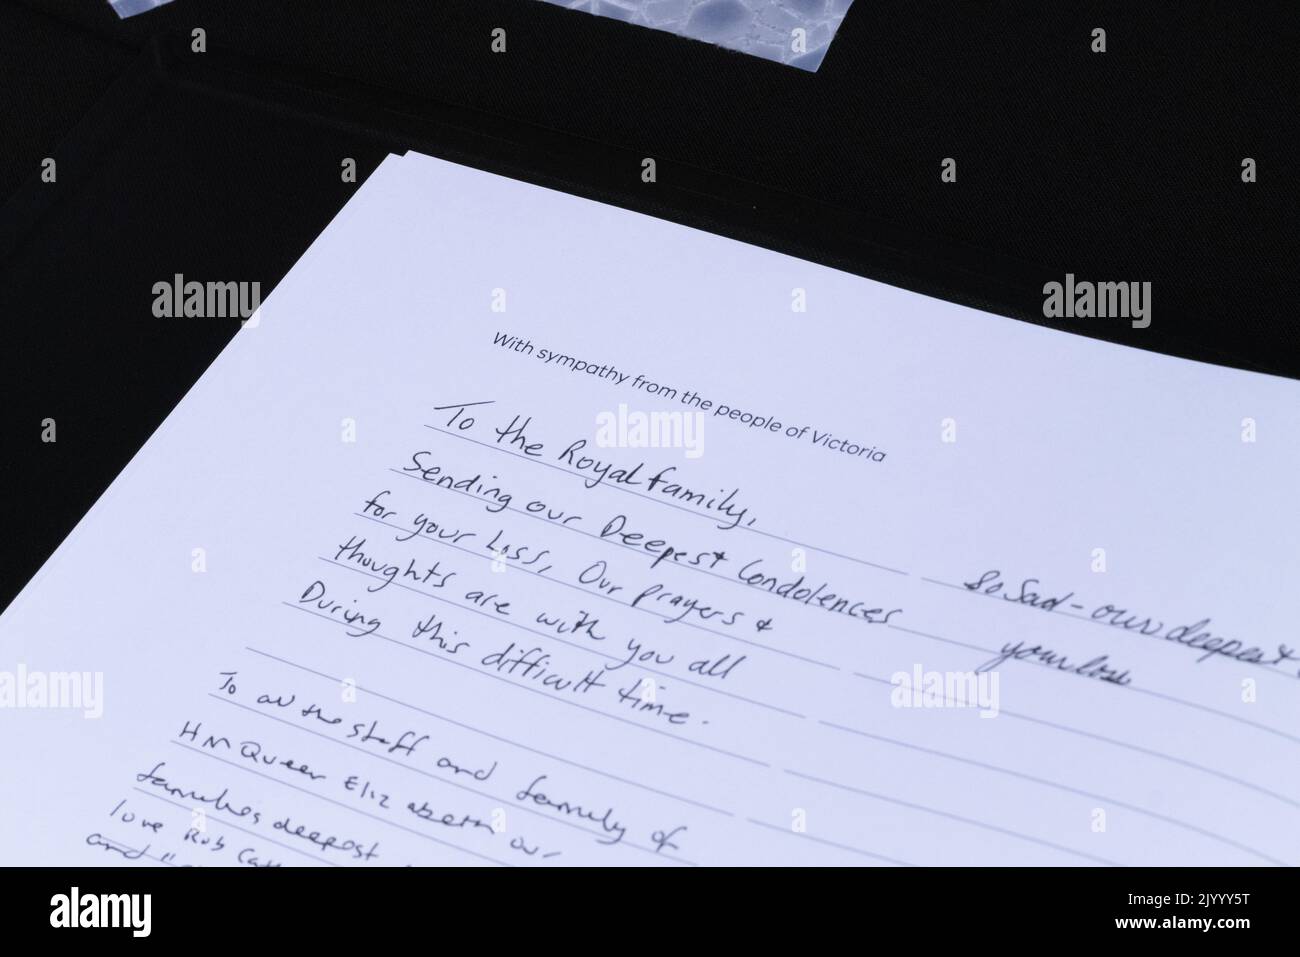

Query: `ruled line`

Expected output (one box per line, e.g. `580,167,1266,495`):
383,464,901,636
207,691,693,865
301,568,771,768
921,575,1300,683
851,671,1300,810
306,560,805,718
245,646,737,816
82,831,179,868
744,818,913,866
171,739,510,866
885,620,1300,745
814,721,1285,865
352,507,837,676
783,767,1118,865
422,423,909,575
131,786,338,867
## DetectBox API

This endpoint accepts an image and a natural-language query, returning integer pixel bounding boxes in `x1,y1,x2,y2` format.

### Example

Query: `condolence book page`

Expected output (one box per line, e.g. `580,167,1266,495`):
2,152,1297,867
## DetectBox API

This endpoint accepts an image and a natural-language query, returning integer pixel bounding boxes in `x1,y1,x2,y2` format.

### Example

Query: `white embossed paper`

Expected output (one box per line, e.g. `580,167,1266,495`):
535,0,856,71
108,0,175,19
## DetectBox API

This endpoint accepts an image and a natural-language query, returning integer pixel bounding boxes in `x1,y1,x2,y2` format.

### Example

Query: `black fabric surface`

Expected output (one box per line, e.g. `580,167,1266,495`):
1,0,1296,610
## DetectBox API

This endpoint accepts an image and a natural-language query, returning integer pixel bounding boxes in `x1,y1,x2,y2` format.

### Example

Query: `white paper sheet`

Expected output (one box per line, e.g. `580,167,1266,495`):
107,0,174,20
2,151,1298,867
533,0,857,71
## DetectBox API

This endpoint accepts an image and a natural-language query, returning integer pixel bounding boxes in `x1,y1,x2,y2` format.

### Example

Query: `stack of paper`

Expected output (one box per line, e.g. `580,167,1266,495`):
3,152,1297,866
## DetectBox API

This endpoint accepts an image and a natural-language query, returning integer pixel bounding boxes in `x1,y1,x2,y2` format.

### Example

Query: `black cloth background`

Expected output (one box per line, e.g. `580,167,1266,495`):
0,0,1296,610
